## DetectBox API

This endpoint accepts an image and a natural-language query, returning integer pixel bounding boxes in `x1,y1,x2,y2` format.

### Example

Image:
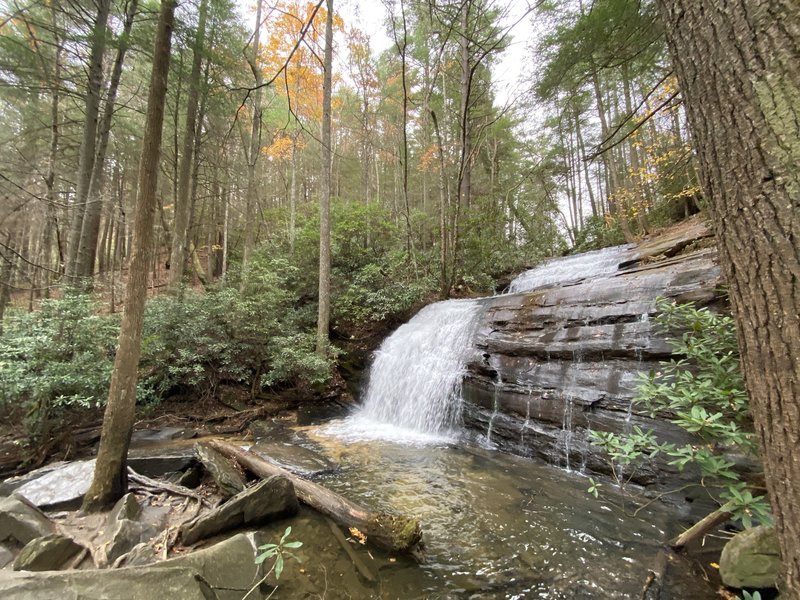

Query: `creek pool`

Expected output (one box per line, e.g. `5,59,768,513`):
251,417,718,600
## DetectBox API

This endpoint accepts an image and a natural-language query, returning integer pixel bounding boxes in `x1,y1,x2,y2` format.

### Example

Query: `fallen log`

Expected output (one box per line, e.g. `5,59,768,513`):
205,440,423,556
669,502,734,550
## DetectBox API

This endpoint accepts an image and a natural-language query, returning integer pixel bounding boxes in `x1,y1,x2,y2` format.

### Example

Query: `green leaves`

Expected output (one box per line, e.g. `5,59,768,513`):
587,297,770,528
254,526,303,581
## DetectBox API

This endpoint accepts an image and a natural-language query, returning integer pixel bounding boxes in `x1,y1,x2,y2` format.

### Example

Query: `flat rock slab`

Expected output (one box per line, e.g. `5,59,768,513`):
0,462,70,498
251,441,338,478
13,534,82,571
0,496,54,545
14,460,95,510
180,475,298,545
0,566,218,600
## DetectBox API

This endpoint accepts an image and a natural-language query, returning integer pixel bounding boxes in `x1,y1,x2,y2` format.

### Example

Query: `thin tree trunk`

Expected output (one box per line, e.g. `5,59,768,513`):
66,0,111,281
316,0,333,355
169,0,207,291
82,0,176,512
75,0,138,279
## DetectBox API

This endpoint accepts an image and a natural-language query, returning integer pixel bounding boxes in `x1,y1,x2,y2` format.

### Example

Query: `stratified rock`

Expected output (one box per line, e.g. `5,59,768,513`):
0,566,217,600
195,443,246,497
719,526,780,590
0,495,54,545
127,448,199,478
12,534,82,571
463,223,723,481
180,476,298,545
13,460,95,510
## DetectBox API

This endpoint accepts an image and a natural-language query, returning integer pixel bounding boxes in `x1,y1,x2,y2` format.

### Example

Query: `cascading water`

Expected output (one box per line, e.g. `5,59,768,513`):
328,299,482,441
508,243,634,293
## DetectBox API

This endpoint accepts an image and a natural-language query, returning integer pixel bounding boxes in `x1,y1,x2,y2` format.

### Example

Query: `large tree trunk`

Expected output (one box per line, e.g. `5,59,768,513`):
168,0,207,291
316,0,333,355
206,440,422,554
82,0,176,513
654,0,800,594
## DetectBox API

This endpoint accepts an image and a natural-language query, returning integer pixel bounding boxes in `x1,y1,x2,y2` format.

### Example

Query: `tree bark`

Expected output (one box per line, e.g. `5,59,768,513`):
316,0,333,355
168,0,207,291
654,0,800,594
75,0,138,279
82,0,176,513
65,0,111,281
206,440,423,555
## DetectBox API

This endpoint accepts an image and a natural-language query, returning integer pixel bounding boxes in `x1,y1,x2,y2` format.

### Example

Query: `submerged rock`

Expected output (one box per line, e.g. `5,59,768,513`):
0,495,54,545
719,526,780,589
180,476,298,545
12,534,82,571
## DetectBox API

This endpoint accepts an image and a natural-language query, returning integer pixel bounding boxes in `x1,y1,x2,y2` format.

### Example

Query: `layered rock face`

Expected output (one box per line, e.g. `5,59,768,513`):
462,219,722,483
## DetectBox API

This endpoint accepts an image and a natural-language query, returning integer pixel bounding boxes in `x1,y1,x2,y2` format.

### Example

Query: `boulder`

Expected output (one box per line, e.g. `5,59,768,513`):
0,495,54,545
163,533,264,600
719,526,780,589
0,462,70,498
0,566,217,600
12,534,82,571
97,493,158,567
0,543,15,568
13,460,95,510
195,443,246,497
180,476,298,545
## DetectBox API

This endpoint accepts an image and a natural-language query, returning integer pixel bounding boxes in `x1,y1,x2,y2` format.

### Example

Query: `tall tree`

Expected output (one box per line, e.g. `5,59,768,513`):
316,0,333,354
654,0,800,594
82,0,177,512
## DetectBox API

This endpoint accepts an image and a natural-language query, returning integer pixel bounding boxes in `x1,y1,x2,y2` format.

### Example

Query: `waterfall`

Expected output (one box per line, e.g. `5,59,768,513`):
339,299,482,439
508,244,634,294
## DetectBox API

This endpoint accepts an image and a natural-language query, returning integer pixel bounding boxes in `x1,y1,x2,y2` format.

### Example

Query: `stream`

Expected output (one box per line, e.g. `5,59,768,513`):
248,417,718,599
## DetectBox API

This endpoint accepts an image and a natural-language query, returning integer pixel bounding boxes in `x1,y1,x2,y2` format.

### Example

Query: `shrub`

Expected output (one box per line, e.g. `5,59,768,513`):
0,291,118,439
589,297,770,527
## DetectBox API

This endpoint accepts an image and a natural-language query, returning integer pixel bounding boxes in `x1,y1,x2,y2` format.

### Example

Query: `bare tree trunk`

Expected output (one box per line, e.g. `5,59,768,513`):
82,0,176,513
66,0,111,281
241,0,264,288
316,0,333,355
168,0,207,291
75,0,138,279
655,0,800,593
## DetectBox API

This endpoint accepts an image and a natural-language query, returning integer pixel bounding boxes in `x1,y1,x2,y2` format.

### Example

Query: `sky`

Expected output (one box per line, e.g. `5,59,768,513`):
337,0,538,107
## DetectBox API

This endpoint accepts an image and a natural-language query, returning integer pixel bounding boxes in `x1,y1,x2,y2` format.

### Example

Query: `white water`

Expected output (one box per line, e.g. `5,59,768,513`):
508,244,634,293
332,299,482,441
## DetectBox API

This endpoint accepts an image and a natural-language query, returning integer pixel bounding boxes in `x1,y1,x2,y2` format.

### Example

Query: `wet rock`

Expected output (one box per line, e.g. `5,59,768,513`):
195,443,246,497
130,428,200,446
0,495,54,545
0,462,70,498
180,476,298,545
13,460,95,510
0,566,218,599
464,229,724,481
251,441,338,478
12,534,82,571
719,526,780,590
162,532,263,600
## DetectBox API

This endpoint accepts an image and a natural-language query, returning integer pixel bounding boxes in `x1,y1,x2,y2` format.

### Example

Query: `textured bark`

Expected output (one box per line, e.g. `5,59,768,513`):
82,0,176,513
65,0,111,280
316,0,333,355
655,0,800,594
168,0,207,291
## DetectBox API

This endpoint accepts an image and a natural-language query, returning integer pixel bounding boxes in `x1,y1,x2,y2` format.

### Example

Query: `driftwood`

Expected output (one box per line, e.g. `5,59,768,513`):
205,440,423,556
669,502,733,550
